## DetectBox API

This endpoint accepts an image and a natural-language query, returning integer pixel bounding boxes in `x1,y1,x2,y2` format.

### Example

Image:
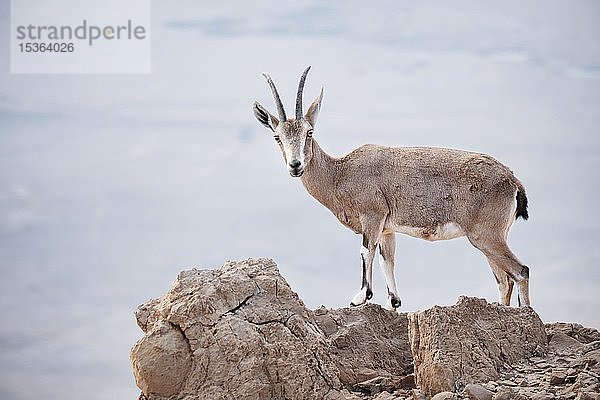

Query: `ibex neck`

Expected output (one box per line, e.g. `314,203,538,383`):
300,139,338,206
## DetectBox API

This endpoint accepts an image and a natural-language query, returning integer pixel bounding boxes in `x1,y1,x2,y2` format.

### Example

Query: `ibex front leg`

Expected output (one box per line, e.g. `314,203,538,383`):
350,216,385,307
379,232,401,310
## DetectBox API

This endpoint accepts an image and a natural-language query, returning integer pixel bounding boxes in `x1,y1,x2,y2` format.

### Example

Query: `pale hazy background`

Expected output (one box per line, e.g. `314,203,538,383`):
1,1,599,399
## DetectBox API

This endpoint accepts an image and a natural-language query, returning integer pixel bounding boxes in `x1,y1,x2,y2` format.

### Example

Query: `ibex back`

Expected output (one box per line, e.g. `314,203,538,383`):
253,66,530,310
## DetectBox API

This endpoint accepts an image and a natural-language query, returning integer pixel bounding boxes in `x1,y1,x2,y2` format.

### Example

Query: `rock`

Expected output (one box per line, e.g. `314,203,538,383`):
399,373,416,389
130,258,600,400
130,258,344,400
314,304,413,387
408,296,547,395
581,348,600,373
340,389,363,400
492,387,514,400
576,393,600,400
483,381,498,391
531,392,555,400
549,369,567,385
545,323,600,345
431,392,458,400
372,391,400,400
464,383,494,400
412,388,428,400
353,376,402,395
130,320,192,397
549,332,586,356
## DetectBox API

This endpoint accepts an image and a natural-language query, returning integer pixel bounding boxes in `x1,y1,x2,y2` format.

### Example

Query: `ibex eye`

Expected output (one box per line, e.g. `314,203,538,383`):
307,129,314,137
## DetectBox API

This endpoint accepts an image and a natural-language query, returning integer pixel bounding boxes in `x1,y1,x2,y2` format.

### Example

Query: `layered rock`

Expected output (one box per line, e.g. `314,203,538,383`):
407,296,547,395
130,258,600,400
314,305,414,394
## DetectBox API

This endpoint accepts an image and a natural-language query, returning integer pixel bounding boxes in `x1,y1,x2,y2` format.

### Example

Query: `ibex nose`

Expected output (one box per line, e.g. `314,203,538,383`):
289,160,301,169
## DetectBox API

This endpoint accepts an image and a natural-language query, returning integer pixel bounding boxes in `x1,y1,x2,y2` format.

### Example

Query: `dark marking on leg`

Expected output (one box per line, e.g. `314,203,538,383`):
520,265,530,279
360,252,367,289
493,273,501,285
362,235,370,249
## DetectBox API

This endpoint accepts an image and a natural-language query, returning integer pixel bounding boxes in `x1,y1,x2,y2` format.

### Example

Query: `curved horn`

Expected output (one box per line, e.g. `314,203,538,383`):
295,66,311,120
262,73,287,122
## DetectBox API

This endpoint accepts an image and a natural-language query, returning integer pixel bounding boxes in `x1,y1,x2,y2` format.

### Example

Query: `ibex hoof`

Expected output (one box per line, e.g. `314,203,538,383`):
350,287,371,307
384,295,402,311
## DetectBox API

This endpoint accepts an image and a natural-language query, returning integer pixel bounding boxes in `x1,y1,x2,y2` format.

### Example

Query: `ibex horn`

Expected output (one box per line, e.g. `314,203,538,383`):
262,73,287,122
295,66,311,120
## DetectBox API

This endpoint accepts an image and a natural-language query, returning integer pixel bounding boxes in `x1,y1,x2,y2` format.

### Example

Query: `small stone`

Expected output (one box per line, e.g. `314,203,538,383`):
412,389,428,400
549,332,585,356
340,389,363,400
353,376,397,395
531,392,555,400
431,392,457,400
399,374,416,389
549,370,567,385
464,383,494,400
497,379,518,386
575,392,600,400
558,384,578,399
492,387,514,400
517,377,529,386
373,391,399,400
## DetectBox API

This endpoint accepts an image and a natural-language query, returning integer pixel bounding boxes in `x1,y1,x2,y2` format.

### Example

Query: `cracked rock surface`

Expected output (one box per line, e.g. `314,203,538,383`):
130,258,599,400
131,258,344,400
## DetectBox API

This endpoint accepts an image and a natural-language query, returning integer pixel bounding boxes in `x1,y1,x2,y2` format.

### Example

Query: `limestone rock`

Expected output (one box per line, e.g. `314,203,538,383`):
130,258,600,400
431,392,458,400
546,323,600,345
313,304,413,388
130,320,192,397
130,258,343,400
407,296,547,396
549,332,585,356
464,383,494,400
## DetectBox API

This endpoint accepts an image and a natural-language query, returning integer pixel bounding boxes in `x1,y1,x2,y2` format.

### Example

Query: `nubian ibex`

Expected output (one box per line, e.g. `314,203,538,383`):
253,66,531,310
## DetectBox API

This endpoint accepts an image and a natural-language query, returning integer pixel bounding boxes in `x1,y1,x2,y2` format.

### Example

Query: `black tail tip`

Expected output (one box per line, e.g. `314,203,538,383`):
516,190,529,220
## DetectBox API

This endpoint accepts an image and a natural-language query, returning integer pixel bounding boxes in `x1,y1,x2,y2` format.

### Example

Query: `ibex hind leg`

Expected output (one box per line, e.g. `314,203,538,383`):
468,234,530,307
489,259,515,306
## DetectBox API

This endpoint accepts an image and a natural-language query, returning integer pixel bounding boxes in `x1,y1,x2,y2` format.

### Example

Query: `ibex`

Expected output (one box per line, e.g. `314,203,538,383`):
253,66,530,310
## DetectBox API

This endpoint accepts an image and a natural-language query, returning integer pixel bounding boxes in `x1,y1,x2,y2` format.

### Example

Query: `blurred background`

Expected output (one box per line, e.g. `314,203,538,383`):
1,1,599,399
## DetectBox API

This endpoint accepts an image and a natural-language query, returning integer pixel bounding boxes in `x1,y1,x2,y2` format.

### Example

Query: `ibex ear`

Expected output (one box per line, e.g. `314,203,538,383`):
305,88,323,127
253,101,279,132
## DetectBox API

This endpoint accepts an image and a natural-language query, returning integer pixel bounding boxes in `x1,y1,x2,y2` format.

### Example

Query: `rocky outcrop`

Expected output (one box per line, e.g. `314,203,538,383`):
131,258,343,399
407,296,547,395
130,258,600,399
313,304,413,390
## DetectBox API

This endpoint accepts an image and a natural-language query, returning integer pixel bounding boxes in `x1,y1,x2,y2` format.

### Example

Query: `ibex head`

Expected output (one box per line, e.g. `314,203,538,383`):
253,66,323,177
